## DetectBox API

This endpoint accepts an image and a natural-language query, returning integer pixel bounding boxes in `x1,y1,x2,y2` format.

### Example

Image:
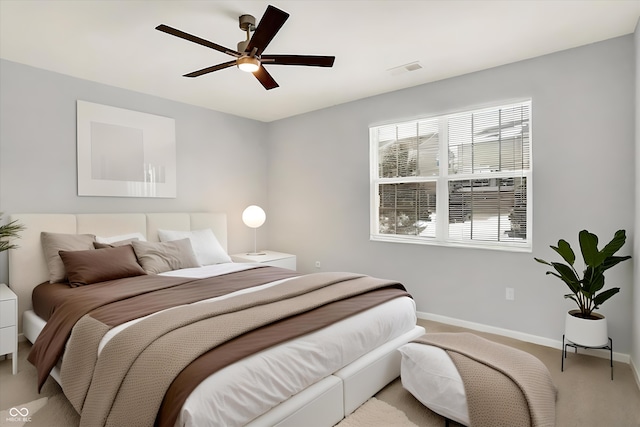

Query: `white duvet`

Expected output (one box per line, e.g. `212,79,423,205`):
94,263,417,427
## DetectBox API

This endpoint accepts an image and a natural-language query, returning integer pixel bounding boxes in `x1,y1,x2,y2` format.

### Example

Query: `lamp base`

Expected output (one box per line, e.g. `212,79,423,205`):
246,252,266,256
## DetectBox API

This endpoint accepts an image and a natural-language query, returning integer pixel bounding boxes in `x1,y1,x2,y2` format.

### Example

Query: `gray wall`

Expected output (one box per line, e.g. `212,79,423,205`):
0,35,636,355
267,36,637,353
634,18,640,377
0,59,270,282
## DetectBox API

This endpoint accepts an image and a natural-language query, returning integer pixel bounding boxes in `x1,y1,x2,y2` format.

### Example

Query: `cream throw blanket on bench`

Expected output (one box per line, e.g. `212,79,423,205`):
61,272,403,427
414,333,556,427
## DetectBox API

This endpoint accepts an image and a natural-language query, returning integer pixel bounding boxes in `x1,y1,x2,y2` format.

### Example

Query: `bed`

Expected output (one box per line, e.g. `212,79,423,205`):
8,212,425,427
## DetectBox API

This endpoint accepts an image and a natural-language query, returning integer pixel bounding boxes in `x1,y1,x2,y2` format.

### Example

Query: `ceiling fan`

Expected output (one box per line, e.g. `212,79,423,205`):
156,4,335,90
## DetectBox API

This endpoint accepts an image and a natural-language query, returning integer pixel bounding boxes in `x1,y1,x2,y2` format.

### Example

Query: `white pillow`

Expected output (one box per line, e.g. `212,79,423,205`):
157,228,231,266
398,343,470,426
96,232,146,244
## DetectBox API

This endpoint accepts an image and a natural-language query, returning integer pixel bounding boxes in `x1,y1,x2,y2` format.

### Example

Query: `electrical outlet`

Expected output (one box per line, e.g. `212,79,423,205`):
505,287,515,301
315,261,321,269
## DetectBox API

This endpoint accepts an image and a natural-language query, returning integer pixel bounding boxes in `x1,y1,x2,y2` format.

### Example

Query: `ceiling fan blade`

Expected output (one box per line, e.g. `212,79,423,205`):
253,65,279,90
262,55,335,67
183,60,237,78
246,5,289,55
156,24,241,57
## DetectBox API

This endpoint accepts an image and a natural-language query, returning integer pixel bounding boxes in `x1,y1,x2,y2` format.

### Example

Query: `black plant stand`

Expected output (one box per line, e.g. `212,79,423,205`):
561,334,613,380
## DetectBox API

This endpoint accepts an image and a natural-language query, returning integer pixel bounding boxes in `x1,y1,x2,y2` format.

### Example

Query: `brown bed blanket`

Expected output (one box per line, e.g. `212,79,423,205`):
414,333,556,427
29,266,299,390
60,271,407,427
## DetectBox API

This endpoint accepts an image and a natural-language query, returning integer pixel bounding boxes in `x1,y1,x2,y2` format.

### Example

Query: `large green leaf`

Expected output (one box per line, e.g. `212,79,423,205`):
602,255,632,272
582,266,605,294
551,239,575,266
600,230,627,259
579,230,599,268
593,287,620,307
548,263,580,293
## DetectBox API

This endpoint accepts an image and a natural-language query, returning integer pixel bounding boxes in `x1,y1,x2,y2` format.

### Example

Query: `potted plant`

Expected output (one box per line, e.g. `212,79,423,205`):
535,229,631,347
0,212,25,252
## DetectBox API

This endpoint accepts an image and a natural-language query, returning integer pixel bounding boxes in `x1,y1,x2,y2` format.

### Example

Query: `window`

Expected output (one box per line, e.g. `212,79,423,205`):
370,100,531,251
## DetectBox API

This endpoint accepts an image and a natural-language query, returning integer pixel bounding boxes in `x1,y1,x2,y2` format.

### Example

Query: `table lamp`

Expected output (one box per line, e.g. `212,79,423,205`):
242,205,266,255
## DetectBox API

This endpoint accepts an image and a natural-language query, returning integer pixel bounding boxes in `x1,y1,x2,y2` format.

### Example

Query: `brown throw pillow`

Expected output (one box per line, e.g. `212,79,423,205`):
59,245,146,287
131,238,200,274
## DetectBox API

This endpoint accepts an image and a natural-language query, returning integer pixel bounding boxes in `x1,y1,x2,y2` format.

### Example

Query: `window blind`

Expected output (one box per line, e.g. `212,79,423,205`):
447,102,530,243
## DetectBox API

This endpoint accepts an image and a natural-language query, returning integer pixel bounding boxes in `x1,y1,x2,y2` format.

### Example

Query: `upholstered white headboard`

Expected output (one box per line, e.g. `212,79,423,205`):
8,212,227,331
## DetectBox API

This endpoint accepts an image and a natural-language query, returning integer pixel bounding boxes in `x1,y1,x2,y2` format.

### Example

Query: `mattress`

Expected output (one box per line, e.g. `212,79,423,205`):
25,263,417,427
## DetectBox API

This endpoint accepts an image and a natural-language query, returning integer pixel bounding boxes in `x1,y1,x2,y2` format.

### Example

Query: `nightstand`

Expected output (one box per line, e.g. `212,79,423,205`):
231,250,296,270
0,283,18,375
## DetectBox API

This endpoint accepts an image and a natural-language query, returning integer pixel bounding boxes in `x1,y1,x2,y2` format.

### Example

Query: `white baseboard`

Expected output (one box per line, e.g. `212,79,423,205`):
631,357,640,390
418,311,630,364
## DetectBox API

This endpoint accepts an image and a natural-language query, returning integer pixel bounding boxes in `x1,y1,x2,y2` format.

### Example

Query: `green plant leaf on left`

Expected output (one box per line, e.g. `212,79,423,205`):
0,214,25,252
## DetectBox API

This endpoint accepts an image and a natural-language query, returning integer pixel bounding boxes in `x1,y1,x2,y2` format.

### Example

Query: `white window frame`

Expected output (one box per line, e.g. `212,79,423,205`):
369,100,532,252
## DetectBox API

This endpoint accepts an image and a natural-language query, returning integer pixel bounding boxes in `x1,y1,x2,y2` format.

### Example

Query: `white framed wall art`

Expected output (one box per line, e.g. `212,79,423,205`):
77,100,176,198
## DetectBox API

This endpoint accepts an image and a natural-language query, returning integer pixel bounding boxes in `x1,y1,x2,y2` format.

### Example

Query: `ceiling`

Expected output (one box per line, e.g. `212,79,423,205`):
1,1,639,122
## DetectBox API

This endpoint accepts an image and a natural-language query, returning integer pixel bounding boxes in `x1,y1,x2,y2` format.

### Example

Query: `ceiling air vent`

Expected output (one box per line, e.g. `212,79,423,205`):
387,61,423,76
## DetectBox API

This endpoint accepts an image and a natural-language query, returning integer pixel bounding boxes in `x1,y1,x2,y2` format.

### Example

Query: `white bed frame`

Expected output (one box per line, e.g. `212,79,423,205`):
8,212,424,427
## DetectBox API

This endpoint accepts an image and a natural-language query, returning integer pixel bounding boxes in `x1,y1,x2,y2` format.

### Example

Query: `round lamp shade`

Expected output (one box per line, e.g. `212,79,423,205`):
242,205,266,228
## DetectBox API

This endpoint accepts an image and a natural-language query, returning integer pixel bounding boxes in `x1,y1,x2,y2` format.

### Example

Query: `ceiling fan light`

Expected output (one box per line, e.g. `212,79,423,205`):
237,56,260,73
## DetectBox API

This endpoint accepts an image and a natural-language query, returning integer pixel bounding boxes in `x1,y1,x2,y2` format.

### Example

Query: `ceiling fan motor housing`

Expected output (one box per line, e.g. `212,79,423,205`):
239,14,256,32
238,14,256,53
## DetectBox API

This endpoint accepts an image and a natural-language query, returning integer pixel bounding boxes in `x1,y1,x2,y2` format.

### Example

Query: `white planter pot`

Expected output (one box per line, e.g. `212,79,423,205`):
564,310,608,347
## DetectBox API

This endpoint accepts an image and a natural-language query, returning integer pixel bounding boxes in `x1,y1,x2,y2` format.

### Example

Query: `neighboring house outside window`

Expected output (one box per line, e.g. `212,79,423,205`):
369,100,531,252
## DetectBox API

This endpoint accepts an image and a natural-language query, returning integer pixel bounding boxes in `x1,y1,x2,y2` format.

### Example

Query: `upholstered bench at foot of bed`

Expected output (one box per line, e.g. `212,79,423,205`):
399,332,557,427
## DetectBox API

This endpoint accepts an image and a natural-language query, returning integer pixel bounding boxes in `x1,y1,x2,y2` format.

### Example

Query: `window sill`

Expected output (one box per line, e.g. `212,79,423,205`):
370,234,532,253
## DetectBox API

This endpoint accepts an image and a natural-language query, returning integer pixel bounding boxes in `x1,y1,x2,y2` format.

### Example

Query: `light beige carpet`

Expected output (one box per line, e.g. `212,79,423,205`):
335,397,418,427
2,319,639,427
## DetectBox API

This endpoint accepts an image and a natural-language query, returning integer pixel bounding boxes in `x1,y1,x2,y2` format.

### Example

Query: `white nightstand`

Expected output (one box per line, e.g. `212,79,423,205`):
0,283,18,375
231,250,296,270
